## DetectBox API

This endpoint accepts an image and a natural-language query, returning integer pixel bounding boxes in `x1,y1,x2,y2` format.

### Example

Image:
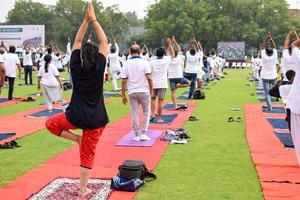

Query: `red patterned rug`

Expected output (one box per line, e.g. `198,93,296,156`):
28,178,111,200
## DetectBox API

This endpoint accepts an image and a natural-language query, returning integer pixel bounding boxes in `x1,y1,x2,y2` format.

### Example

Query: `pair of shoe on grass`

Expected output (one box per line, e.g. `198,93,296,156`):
0,140,20,149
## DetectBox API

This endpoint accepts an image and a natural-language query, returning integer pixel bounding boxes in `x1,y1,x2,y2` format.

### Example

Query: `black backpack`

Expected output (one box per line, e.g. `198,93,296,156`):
193,89,205,100
118,160,156,181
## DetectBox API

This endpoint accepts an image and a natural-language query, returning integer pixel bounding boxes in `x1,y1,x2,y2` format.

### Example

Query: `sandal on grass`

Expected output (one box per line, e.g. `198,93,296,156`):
9,140,20,147
189,116,198,121
227,117,235,122
236,117,243,123
0,142,14,149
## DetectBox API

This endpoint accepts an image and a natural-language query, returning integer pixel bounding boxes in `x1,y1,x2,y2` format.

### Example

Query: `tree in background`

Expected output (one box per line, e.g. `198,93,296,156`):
5,0,139,50
144,0,300,53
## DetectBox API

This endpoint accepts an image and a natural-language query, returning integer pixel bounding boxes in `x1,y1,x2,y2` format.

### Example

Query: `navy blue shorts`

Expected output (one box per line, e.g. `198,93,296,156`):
169,78,189,91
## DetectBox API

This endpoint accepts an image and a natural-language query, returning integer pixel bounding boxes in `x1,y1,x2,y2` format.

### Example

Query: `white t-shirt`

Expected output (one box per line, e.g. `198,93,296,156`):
185,51,201,73
168,54,183,79
261,49,278,80
120,56,151,95
150,56,172,89
23,51,33,66
282,49,296,80
279,84,292,105
38,63,60,87
3,53,20,78
109,43,121,71
208,56,216,69
52,55,63,69
286,48,300,114
0,54,3,63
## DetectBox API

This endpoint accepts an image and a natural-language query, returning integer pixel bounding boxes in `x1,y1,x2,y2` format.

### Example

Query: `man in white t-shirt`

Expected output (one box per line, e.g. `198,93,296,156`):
23,44,33,85
0,54,5,94
286,39,300,167
184,37,202,99
150,38,175,123
261,32,278,111
168,36,189,108
121,44,153,141
3,46,21,100
282,27,298,81
109,39,121,91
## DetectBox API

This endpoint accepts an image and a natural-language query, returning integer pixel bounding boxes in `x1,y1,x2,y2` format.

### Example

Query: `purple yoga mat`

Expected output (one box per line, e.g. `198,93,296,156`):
115,130,163,147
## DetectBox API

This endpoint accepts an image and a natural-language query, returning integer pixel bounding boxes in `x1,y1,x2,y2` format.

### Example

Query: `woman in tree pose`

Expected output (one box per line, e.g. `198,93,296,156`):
45,2,109,197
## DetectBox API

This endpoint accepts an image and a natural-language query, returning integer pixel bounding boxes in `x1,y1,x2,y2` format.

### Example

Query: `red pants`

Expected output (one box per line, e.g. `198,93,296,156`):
46,113,105,169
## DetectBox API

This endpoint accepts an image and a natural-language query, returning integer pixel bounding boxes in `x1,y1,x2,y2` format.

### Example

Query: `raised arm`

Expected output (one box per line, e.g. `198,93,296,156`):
291,26,299,40
292,38,300,49
114,39,120,54
87,2,109,58
284,32,291,49
188,37,197,50
172,36,181,53
166,38,175,58
270,37,276,49
144,44,149,54
72,16,89,51
197,41,203,52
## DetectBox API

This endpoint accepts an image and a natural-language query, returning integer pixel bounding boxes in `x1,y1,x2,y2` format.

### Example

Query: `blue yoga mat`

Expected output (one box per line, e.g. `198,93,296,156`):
177,95,190,100
0,98,22,103
0,98,9,103
0,133,16,141
259,98,280,103
150,114,178,124
262,106,286,114
275,132,294,148
163,103,186,110
267,118,289,130
26,109,63,118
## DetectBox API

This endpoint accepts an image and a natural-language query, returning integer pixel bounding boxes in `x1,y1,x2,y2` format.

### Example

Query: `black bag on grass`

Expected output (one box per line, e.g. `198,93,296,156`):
193,89,205,100
118,160,156,180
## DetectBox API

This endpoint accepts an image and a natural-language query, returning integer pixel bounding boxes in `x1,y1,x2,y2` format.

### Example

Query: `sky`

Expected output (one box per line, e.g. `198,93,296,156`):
0,0,156,22
0,0,298,23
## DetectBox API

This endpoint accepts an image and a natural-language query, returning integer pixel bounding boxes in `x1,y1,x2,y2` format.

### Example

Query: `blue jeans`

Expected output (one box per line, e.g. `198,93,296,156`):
262,78,277,110
184,73,197,99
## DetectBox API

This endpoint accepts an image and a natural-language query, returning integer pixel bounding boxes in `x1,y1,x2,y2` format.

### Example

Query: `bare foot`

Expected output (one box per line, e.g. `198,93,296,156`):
79,187,92,198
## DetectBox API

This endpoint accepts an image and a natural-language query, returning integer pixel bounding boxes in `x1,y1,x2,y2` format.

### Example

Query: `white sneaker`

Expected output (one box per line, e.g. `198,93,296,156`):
133,135,140,141
140,134,151,141
171,139,187,144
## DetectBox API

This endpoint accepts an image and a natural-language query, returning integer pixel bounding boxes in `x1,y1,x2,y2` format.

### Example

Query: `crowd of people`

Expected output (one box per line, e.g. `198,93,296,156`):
250,27,300,167
2,1,300,197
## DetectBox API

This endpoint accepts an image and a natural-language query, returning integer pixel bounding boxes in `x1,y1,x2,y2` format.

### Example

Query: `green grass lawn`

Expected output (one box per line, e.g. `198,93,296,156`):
0,69,263,199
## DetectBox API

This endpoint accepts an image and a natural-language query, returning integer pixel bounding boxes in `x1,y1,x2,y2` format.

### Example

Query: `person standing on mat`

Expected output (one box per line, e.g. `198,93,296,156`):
46,2,109,197
3,46,21,100
287,38,300,166
0,54,5,95
23,43,34,85
37,54,63,112
168,36,190,109
121,44,153,141
184,37,202,99
109,38,121,91
150,38,175,122
260,32,278,111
